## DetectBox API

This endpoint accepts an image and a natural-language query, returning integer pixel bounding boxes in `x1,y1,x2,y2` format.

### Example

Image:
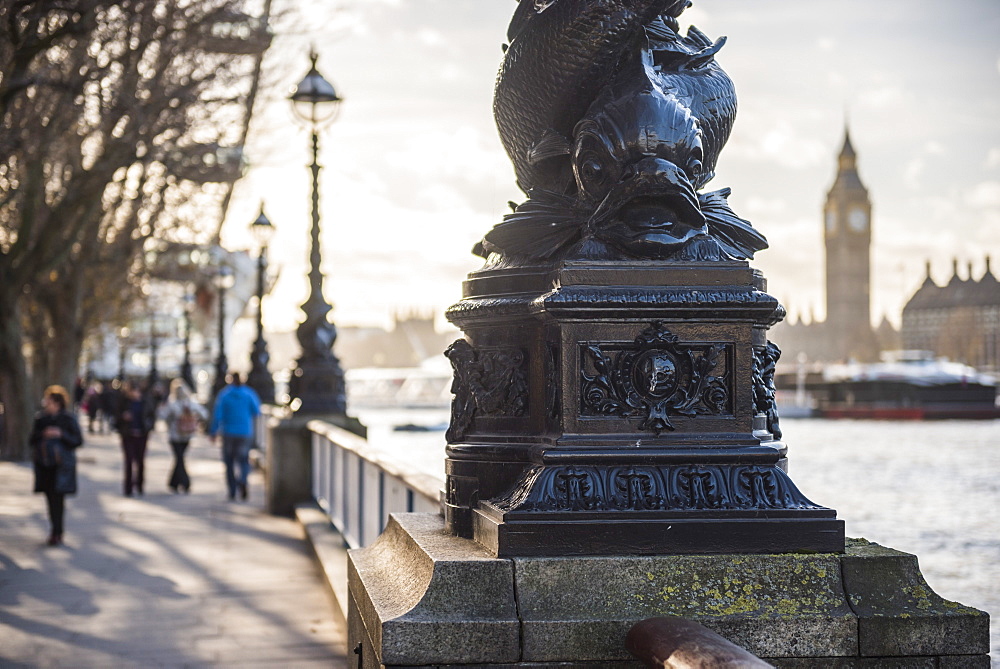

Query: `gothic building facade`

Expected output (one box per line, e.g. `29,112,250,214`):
901,259,1000,373
772,130,887,364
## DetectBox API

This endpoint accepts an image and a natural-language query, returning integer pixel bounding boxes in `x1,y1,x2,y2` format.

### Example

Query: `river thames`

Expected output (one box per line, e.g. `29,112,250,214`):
355,409,1000,661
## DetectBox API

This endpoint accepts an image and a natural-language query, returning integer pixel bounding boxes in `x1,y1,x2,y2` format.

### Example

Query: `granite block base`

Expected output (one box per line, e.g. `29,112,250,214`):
348,513,989,668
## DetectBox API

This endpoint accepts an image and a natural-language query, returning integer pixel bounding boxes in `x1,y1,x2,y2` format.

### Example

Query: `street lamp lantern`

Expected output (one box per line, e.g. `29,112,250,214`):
290,50,342,125
250,205,274,246
211,261,235,401
286,50,347,415
246,204,276,404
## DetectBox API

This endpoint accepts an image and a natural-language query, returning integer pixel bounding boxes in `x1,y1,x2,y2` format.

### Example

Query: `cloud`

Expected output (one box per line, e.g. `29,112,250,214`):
858,85,908,110
923,141,945,155
744,197,788,216
386,125,508,184
903,158,924,189
677,6,711,31
756,123,828,169
416,27,446,48
966,181,1000,209
986,147,1000,169
901,141,953,189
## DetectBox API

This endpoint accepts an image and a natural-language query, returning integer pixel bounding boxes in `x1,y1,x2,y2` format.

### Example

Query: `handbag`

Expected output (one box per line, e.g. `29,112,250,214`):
54,445,77,495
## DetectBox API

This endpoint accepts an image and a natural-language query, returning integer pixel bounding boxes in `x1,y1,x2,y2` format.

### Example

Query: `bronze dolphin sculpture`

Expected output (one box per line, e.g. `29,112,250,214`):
482,0,767,262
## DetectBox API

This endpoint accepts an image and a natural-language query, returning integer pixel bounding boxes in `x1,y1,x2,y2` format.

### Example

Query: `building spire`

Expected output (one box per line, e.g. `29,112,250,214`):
841,126,855,158
835,125,860,177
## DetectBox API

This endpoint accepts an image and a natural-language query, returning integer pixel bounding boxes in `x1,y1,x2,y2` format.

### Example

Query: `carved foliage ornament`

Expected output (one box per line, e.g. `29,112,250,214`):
445,339,529,442
490,464,824,514
581,322,729,433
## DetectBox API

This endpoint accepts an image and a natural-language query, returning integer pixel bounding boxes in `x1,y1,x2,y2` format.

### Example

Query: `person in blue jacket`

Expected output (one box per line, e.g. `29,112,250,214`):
209,373,261,501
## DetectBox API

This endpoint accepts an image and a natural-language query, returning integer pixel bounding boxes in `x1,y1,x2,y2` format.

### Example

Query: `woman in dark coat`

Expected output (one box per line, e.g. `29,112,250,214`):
30,385,84,546
115,381,156,496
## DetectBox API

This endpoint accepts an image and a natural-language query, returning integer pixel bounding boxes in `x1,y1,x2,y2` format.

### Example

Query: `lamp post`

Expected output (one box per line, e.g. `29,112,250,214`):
211,262,235,400
246,205,276,404
147,301,159,389
175,245,207,392
117,326,130,384
287,49,347,415
180,292,196,392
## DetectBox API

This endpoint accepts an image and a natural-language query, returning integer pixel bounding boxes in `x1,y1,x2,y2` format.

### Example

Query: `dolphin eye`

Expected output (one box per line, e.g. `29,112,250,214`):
582,158,603,181
686,142,704,180
574,134,619,198
687,156,703,178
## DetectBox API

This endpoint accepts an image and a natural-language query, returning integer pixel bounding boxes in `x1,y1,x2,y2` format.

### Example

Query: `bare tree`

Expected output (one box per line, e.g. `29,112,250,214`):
0,0,271,459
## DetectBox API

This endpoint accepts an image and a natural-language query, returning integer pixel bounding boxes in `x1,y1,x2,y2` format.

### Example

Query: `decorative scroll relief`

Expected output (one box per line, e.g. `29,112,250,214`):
489,464,824,514
445,339,529,442
752,341,782,440
580,322,730,433
545,343,561,420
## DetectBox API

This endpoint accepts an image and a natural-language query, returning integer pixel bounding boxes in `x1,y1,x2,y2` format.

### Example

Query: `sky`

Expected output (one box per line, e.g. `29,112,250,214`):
220,0,1000,333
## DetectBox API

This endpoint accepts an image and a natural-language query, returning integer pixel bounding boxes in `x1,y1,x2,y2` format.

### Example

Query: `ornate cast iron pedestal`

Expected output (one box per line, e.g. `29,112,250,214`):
347,6,991,667
436,0,846,558
444,260,844,556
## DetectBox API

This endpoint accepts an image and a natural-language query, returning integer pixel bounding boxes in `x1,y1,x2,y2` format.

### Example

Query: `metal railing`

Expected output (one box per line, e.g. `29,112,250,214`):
308,419,440,549
251,404,288,472
627,617,771,668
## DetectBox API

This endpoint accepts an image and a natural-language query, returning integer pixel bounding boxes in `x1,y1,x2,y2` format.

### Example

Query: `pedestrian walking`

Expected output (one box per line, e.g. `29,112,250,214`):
29,385,84,546
209,373,261,501
158,379,207,494
72,377,86,413
84,381,101,434
98,381,119,434
114,381,156,497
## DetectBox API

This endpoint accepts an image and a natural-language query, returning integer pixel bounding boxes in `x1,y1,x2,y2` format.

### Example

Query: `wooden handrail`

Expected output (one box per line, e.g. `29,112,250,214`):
627,617,773,668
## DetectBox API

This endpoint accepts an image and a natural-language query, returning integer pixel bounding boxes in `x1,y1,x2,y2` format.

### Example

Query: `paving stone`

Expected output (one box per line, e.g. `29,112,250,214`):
0,428,348,667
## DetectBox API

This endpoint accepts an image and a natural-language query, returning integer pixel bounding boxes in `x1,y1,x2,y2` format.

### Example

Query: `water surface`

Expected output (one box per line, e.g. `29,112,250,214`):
356,409,1000,660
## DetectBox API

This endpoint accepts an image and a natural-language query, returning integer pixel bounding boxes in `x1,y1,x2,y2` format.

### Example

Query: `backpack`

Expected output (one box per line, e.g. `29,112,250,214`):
177,403,199,438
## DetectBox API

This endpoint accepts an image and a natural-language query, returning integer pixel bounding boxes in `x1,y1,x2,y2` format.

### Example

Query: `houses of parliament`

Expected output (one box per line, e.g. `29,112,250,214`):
771,130,1000,373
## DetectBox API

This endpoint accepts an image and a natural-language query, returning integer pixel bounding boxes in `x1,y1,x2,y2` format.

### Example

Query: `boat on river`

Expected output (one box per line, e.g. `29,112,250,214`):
814,352,999,420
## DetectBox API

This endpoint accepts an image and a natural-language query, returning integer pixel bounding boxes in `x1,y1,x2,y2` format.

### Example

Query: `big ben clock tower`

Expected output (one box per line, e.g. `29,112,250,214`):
823,129,877,361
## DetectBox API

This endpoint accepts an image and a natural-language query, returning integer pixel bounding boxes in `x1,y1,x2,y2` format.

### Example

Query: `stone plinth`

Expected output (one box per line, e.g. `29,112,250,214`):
348,513,990,668
444,260,843,556
266,413,365,517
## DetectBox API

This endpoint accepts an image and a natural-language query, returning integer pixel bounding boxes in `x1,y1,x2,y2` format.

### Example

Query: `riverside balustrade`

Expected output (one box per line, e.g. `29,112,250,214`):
308,419,440,548
251,404,286,472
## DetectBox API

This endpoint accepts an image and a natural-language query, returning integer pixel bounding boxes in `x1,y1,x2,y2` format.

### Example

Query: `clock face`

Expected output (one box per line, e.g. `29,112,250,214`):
848,207,869,231
825,210,836,232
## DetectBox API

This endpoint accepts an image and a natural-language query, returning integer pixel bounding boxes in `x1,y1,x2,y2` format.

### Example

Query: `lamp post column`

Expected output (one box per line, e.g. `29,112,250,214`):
117,329,129,383
180,292,196,391
287,51,346,415
148,313,159,389
247,238,275,403
212,268,231,401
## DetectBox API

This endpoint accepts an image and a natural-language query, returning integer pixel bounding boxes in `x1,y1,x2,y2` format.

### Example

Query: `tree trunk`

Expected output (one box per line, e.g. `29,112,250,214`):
0,293,33,461
45,276,90,392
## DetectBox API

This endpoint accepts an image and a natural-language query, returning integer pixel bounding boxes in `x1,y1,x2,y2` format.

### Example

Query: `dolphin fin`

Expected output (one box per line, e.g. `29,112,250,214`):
699,187,769,260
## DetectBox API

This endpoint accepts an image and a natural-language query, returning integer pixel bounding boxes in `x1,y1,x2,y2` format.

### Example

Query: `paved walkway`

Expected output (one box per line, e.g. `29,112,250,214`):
0,424,348,668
